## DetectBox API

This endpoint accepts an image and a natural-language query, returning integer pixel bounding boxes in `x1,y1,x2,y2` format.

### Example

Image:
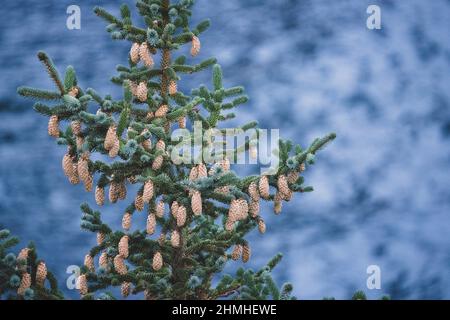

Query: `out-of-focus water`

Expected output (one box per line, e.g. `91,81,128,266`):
1,0,449,299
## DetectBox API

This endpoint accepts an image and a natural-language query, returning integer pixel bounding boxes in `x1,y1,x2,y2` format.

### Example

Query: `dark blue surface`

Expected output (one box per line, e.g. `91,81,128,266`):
1,0,449,299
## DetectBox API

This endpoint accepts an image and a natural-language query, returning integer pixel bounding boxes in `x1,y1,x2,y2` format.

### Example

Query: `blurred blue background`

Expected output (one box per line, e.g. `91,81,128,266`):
1,0,449,299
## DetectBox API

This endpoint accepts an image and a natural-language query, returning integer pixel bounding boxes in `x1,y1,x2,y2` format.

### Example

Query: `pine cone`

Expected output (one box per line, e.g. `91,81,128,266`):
176,206,187,227
156,139,165,151
84,173,93,192
258,219,266,234
84,255,95,272
77,152,90,184
122,212,132,231
178,116,186,129
129,81,138,96
146,111,154,120
152,252,163,271
17,272,31,295
48,115,59,138
118,235,129,258
36,261,47,286
248,181,260,201
158,233,166,246
189,166,198,181
142,180,154,203
190,35,201,57
121,281,131,298
108,138,120,158
113,255,127,275
274,192,282,215
109,181,119,203
104,125,117,151
62,153,76,183
156,200,165,218
225,218,235,232
231,244,242,261
97,232,105,246
95,186,105,206
242,244,251,263
249,200,260,218
71,162,80,184
78,274,88,296
155,104,169,118
139,42,154,68
146,213,156,235
236,198,249,220
137,82,148,102
118,181,127,200
171,230,180,248
17,248,29,262
134,193,144,211
71,120,82,136
130,42,140,63
197,163,208,178
171,201,179,218
259,175,270,199
277,175,290,198
99,252,108,269
228,199,240,222
191,191,202,216
287,171,298,184
169,80,177,96
152,155,164,170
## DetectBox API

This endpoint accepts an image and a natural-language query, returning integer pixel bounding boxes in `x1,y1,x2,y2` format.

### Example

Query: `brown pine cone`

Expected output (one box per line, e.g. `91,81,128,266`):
171,201,179,218
249,200,260,218
17,272,31,295
231,244,242,261
146,213,156,235
104,125,117,151
169,80,177,96
139,42,154,68
134,193,144,211
156,200,165,218
118,235,129,258
152,155,164,170
258,219,266,234
189,166,198,181
121,281,131,298
176,206,187,227
258,175,270,199
248,181,260,201
84,255,95,272
108,138,120,158
118,181,127,200
48,115,59,138
78,274,88,296
36,261,47,286
156,139,166,151
130,42,140,63
17,248,29,262
236,198,249,220
190,35,201,57
109,181,119,203
287,171,298,184
137,82,148,102
197,163,208,178
228,199,240,222
191,191,202,216
84,173,93,192
62,152,76,183
152,252,163,271
155,104,169,118
113,255,127,275
77,153,90,184
71,120,82,136
171,230,180,248
97,232,105,245
95,186,105,206
142,180,154,203
274,192,282,215
225,218,235,232
122,212,132,231
277,174,291,198
142,139,152,151
99,252,108,269
242,244,251,263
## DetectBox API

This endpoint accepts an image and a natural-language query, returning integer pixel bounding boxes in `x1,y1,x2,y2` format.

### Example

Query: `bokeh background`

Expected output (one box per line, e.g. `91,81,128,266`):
1,0,449,299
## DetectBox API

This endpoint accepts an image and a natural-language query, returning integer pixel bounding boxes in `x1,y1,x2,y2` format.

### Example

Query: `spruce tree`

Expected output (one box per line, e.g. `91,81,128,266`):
18,0,335,300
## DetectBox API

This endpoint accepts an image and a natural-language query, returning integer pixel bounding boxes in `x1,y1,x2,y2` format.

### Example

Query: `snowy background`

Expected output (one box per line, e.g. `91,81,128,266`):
1,0,449,299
